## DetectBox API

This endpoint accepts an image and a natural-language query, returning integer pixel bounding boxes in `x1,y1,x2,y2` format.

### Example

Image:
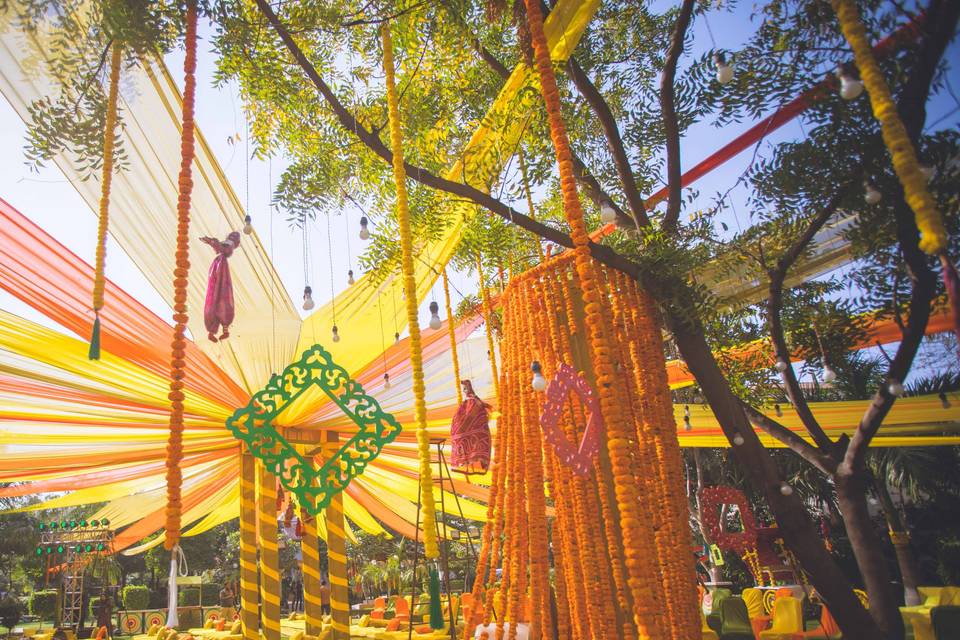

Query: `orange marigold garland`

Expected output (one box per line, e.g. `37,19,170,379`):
477,254,501,403
521,0,667,635
165,0,198,551
89,43,123,360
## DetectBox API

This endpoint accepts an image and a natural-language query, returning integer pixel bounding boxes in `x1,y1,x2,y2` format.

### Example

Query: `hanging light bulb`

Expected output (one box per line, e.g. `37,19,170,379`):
383,373,391,390
394,331,400,345
733,434,745,446
774,403,783,418
888,379,904,397
683,415,692,431
347,269,355,285
939,391,951,409
428,301,442,330
780,482,794,496
864,181,882,205
919,165,935,182
775,359,789,372
713,52,734,85
835,65,864,100
243,215,253,235
683,405,691,419
599,201,617,225
359,216,370,240
302,286,315,310
531,361,547,392
822,365,837,384
331,325,340,343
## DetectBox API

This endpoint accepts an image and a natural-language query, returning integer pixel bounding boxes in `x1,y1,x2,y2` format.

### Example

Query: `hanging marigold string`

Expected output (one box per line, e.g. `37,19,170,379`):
830,0,947,256
381,22,439,561
521,0,672,635
164,0,198,551
89,43,123,360
443,268,463,405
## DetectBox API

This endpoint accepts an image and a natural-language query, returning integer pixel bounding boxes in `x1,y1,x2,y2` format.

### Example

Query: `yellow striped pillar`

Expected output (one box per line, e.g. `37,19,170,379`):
324,432,350,640
301,506,324,635
257,461,281,640
238,454,259,640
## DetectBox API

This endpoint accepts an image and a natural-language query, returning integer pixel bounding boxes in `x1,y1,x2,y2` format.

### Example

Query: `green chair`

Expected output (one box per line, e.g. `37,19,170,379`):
707,588,733,633
932,605,960,640
719,597,754,640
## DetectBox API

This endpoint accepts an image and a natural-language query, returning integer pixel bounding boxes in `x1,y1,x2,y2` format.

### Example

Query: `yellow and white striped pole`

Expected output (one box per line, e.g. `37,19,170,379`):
324,432,351,640
301,503,325,635
238,454,259,640
257,461,281,640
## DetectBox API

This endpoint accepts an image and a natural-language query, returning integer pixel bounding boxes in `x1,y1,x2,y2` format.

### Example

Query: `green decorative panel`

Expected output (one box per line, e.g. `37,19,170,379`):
226,344,401,513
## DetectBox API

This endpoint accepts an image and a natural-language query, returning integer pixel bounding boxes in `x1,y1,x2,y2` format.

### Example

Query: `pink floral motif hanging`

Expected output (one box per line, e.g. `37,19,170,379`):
539,363,603,476
450,380,491,476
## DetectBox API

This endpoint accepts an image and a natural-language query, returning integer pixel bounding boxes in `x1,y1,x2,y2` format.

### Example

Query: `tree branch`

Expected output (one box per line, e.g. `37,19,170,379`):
565,56,649,228
766,190,848,454
659,0,696,232
842,0,959,472
741,403,834,474
253,0,647,282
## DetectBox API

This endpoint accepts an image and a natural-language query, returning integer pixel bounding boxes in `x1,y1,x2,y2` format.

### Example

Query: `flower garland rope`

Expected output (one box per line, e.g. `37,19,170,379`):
476,254,500,403
165,0,198,551
89,43,123,360
521,0,669,636
442,269,463,405
831,0,947,256
381,22,439,560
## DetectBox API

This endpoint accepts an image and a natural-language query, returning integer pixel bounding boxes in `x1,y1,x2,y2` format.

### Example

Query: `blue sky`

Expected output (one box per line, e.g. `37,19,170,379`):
0,1,956,379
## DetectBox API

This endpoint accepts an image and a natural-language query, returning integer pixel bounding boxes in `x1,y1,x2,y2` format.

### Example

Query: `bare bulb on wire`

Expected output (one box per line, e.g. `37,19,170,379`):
347,270,355,286
822,365,837,384
733,434,745,446
864,182,882,205
599,201,617,225
359,216,370,240
383,373,391,390
531,361,547,392
836,66,864,100
302,286,314,311
888,380,904,397
714,52,734,85
775,359,789,372
243,215,253,235
780,482,794,496
428,301,442,330
331,325,340,343
394,331,400,345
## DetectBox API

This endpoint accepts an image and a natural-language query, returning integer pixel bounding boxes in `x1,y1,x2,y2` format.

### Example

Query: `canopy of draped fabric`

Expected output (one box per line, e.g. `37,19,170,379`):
0,0,957,554
2,196,959,554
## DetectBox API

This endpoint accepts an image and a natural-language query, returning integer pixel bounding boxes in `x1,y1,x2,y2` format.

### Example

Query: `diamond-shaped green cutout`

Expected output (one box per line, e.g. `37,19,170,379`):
226,344,402,513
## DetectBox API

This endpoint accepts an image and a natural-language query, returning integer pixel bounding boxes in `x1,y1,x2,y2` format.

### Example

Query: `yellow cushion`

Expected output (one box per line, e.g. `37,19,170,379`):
289,633,304,640
229,620,241,635
204,620,215,630
156,627,167,639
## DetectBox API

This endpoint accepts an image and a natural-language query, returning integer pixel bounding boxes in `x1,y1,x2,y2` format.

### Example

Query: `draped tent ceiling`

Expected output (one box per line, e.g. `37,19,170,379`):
0,0,957,551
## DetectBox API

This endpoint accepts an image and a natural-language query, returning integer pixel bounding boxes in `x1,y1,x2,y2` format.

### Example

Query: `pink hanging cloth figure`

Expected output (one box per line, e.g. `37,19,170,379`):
200,232,241,342
450,380,492,477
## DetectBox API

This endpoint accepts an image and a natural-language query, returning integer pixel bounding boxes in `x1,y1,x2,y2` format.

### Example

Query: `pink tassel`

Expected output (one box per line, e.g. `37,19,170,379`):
940,254,960,353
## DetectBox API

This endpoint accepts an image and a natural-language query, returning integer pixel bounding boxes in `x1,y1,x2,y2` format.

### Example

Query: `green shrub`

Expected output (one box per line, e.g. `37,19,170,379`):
0,596,23,630
29,590,58,620
200,583,219,604
148,590,165,609
178,588,199,607
122,586,150,611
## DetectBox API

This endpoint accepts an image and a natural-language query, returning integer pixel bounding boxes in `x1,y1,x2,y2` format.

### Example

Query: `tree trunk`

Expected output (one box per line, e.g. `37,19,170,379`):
873,477,921,606
835,471,905,638
668,313,884,638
